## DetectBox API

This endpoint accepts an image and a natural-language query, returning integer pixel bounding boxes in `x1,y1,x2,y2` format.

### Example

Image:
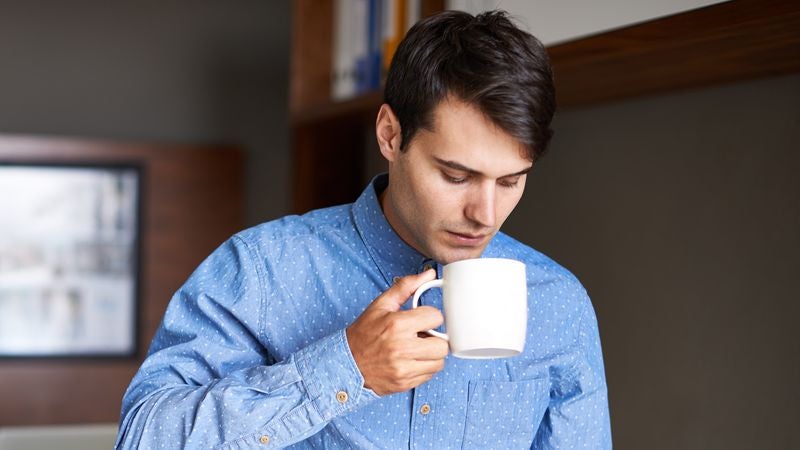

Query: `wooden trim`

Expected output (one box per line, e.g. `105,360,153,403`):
292,90,382,125
548,0,800,108
290,0,334,114
420,0,445,18
291,121,366,214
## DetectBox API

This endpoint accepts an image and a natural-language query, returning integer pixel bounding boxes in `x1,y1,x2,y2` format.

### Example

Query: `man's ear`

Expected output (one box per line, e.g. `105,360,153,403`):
375,103,402,162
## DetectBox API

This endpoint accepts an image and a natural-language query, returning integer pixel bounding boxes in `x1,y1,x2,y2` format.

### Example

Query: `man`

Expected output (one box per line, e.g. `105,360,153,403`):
116,10,611,449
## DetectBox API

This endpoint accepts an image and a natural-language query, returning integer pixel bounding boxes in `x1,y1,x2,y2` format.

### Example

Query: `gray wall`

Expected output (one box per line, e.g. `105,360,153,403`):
503,74,800,449
0,0,292,225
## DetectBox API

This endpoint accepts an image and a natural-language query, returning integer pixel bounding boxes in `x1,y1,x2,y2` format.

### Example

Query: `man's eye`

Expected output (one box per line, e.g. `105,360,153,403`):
499,177,520,188
443,173,468,184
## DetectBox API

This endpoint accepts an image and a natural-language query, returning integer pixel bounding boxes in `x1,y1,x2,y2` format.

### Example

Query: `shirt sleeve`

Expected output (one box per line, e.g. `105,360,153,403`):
115,235,378,449
532,289,613,449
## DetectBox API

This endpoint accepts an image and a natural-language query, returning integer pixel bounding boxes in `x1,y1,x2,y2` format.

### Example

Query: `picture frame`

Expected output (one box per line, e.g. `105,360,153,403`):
0,162,141,358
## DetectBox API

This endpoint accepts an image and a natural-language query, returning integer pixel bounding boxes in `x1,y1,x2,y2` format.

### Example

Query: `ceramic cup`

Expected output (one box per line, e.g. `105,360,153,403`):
411,258,527,359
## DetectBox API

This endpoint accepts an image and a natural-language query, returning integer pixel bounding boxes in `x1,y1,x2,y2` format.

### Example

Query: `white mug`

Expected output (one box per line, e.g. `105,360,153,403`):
411,258,527,359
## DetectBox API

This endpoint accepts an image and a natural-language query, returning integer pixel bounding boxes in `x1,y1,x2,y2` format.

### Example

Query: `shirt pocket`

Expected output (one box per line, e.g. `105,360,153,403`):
461,378,550,449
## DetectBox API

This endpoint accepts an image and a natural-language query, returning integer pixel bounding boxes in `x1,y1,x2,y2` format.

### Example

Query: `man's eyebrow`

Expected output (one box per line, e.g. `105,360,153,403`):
433,157,533,178
434,157,480,175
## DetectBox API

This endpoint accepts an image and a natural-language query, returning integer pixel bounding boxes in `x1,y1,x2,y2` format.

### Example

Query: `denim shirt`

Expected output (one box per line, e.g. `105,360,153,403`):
116,174,611,449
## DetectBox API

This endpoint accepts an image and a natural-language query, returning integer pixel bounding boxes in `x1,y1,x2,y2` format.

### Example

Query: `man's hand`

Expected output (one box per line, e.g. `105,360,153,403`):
346,269,449,396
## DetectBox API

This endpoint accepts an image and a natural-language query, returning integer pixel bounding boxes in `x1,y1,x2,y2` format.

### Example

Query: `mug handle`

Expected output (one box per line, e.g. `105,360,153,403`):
411,279,449,341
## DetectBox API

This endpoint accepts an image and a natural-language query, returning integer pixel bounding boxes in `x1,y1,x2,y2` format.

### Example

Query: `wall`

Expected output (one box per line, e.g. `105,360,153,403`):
447,0,730,45
0,0,292,226
502,74,800,450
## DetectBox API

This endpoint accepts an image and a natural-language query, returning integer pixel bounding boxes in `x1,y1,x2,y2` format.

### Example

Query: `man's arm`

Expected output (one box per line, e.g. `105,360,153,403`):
115,236,378,448
532,290,612,449
116,236,446,449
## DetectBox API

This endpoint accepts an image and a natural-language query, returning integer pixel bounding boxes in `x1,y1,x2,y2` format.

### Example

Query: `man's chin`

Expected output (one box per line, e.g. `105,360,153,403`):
433,246,487,265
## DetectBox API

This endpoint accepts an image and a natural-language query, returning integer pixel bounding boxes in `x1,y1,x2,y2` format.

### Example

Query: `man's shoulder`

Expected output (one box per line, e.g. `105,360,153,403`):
233,203,356,252
491,232,584,290
491,233,595,323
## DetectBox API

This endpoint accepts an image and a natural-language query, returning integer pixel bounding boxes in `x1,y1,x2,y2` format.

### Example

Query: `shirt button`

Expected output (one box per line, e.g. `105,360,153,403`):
419,403,431,415
392,276,401,284
259,435,270,444
336,391,349,403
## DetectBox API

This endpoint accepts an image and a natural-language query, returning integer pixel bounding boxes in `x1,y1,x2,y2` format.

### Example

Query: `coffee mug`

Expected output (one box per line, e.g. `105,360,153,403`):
411,258,527,359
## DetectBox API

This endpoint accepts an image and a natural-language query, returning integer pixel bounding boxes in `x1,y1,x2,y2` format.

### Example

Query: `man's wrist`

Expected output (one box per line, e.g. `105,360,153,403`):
294,329,379,421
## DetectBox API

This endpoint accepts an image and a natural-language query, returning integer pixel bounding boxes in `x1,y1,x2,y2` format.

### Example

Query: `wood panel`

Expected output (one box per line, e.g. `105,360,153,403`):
0,135,243,426
290,0,335,115
549,0,800,108
292,120,367,214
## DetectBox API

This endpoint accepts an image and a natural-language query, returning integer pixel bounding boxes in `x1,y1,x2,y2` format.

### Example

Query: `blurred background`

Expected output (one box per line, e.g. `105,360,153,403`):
0,1,798,449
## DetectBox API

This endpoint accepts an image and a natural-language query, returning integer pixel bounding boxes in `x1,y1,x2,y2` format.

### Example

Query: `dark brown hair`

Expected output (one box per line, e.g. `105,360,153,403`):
384,10,556,161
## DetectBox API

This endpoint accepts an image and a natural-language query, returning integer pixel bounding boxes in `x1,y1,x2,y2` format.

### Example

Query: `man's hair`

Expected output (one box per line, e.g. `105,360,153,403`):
384,10,556,161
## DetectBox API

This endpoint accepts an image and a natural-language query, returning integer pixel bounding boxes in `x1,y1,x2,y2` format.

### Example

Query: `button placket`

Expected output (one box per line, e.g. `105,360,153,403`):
419,259,436,274
409,374,439,447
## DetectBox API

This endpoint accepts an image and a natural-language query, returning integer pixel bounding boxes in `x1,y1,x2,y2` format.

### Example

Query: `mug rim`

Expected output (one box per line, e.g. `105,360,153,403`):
443,257,525,270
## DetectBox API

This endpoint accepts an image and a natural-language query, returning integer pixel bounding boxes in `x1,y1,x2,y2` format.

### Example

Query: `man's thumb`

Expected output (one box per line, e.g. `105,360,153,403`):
379,268,437,311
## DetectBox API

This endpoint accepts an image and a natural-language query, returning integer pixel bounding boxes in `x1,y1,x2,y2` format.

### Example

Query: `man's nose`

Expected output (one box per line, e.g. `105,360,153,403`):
464,181,496,228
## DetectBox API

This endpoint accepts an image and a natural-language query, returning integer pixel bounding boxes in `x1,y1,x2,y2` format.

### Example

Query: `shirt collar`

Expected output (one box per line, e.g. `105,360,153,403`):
352,174,434,286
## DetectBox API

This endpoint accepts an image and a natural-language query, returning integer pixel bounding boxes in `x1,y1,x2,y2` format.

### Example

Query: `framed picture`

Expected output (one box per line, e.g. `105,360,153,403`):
0,163,141,357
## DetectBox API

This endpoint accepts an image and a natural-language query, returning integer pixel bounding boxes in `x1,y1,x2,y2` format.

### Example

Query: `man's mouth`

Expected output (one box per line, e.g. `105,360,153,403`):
446,231,488,246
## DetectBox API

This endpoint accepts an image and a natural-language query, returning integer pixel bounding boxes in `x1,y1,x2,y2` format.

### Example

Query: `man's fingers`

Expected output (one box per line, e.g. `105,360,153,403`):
414,358,446,375
396,305,444,332
404,371,440,389
349,269,447,395
392,360,446,392
377,269,437,311
411,335,450,361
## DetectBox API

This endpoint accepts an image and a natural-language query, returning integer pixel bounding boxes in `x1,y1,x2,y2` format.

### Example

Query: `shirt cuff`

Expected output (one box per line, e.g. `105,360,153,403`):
294,329,379,421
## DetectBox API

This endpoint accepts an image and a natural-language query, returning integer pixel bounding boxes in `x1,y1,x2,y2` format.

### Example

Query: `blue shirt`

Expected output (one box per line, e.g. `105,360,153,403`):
116,174,611,449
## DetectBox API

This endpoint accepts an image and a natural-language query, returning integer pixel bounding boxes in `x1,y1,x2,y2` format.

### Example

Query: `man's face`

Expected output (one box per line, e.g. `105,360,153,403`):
380,98,533,264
